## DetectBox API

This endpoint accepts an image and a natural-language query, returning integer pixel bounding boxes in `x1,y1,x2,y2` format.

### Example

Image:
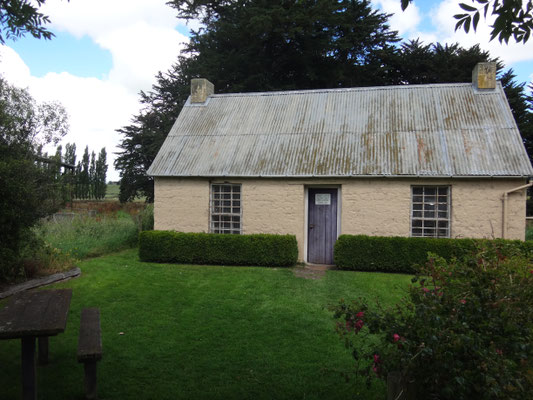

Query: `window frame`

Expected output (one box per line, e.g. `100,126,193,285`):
410,185,451,238
209,183,242,234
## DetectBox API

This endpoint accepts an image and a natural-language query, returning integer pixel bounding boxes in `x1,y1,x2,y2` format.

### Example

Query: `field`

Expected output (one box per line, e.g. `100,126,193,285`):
0,250,411,399
104,183,120,200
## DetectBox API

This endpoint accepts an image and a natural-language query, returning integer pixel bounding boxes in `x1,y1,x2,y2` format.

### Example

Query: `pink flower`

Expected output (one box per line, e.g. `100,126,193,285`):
356,311,365,319
393,334,400,343
422,287,430,293
460,299,466,304
355,319,364,332
373,354,381,363
496,349,503,356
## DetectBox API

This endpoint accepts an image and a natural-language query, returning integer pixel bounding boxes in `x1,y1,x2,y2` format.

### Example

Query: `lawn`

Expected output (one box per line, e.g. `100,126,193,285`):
0,250,411,399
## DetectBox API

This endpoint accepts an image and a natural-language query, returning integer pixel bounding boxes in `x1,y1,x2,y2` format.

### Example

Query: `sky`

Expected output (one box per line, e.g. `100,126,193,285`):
0,0,532,181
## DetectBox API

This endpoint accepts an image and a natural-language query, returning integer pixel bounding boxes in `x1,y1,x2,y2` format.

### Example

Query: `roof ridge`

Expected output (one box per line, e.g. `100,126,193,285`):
210,82,476,98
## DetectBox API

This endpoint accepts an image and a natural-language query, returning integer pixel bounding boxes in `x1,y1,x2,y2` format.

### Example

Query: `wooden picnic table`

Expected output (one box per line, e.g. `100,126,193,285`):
0,289,72,400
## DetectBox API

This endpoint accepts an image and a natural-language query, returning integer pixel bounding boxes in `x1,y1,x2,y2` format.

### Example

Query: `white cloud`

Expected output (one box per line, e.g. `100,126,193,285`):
0,45,141,181
371,0,422,36
0,0,192,181
427,0,533,66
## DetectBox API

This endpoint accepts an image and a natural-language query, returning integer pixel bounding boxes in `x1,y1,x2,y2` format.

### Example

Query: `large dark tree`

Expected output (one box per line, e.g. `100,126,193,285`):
393,40,500,84
116,0,401,202
116,1,533,202
115,63,190,202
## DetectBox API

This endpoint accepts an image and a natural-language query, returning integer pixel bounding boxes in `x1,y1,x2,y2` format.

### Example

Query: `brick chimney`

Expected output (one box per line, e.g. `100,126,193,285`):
472,62,496,90
191,78,214,103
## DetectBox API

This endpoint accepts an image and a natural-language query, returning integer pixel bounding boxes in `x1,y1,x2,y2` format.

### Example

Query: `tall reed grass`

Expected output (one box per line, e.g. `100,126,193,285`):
36,212,138,259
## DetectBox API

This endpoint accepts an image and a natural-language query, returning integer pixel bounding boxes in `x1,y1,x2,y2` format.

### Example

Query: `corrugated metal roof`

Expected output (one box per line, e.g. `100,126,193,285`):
148,82,533,178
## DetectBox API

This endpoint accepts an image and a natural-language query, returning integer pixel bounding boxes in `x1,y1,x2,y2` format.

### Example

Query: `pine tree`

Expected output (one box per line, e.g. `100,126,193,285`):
95,148,107,200
89,151,96,199
81,146,90,199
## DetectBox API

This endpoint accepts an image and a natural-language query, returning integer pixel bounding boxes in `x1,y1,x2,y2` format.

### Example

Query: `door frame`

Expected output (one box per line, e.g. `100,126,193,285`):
304,185,342,264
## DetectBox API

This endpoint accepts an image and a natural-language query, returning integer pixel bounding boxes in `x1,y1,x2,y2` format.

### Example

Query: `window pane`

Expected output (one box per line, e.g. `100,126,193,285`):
211,184,242,234
412,186,450,238
424,220,436,228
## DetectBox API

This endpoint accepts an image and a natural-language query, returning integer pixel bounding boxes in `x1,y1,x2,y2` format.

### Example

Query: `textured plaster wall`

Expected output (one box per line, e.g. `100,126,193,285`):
340,179,527,241
154,178,209,232
154,177,528,261
241,181,305,259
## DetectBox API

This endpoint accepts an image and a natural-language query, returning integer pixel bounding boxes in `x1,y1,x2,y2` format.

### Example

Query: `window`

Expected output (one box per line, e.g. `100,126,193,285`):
210,183,242,234
411,186,450,238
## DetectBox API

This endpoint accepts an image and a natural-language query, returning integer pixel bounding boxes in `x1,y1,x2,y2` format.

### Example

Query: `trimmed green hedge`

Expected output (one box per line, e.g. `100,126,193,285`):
139,231,298,267
334,235,533,273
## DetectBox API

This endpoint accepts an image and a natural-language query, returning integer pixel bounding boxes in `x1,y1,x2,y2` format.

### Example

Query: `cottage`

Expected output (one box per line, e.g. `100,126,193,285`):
148,63,533,264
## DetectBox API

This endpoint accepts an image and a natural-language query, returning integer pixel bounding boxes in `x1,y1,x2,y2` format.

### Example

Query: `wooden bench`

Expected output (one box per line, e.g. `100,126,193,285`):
77,308,102,400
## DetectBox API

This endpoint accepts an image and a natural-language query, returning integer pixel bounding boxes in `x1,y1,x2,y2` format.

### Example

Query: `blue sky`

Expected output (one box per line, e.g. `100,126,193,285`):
0,0,531,180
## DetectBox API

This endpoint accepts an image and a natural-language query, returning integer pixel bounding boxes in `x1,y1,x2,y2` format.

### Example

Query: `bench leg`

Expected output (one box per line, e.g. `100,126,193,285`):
83,360,98,400
21,337,37,400
38,337,49,365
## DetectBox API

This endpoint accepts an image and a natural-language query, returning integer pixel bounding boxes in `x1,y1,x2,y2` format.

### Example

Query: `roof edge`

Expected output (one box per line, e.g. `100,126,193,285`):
195,82,496,100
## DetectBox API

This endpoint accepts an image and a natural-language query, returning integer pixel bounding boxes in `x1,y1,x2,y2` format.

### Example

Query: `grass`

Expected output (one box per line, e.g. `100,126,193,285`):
104,183,120,200
105,183,146,202
35,213,138,259
0,250,411,399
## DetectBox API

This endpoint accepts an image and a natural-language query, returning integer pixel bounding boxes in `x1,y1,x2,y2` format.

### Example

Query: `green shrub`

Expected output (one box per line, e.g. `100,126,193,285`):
139,231,298,267
334,235,532,273
331,247,533,399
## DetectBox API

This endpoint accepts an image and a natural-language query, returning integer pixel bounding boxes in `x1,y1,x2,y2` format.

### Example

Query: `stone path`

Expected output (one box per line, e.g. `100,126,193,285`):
292,263,333,280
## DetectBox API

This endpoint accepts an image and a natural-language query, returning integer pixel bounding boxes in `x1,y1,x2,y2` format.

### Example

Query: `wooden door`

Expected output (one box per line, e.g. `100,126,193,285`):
308,188,338,264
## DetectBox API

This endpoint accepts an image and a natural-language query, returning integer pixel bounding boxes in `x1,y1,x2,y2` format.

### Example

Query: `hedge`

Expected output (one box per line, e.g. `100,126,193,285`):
139,231,298,267
334,234,533,273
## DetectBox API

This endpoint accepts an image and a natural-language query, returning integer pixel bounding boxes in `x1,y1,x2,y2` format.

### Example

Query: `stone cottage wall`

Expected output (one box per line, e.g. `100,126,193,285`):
154,177,527,262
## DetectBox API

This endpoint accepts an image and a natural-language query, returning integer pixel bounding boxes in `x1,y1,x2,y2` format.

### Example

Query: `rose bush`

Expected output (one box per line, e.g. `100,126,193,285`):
331,244,533,399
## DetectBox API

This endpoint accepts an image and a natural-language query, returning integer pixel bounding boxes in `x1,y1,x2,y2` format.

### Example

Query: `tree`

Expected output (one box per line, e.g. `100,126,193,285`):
64,142,76,166
0,77,68,277
95,147,107,200
116,0,401,201
89,150,96,198
392,40,500,84
116,1,533,202
0,0,67,43
115,63,191,203
81,145,90,199
400,0,533,43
